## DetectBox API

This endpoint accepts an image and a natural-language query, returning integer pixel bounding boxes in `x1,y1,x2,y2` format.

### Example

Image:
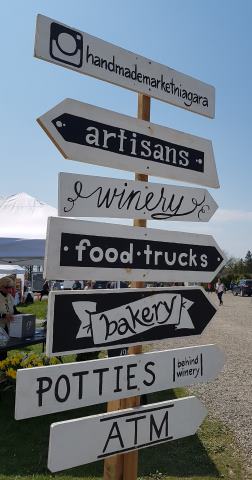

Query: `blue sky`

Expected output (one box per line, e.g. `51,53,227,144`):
1,0,251,259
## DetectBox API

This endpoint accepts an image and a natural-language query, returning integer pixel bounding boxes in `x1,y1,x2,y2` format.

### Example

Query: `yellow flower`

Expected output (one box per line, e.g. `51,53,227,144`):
49,357,60,365
6,368,17,379
0,361,4,370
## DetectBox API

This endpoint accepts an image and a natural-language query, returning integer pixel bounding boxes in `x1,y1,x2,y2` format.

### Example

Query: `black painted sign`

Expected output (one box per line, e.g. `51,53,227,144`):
44,218,226,283
53,113,204,173
38,100,219,188
60,232,222,271
46,287,217,356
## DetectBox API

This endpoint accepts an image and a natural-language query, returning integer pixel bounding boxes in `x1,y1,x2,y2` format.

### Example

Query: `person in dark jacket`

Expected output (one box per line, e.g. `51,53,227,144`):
40,281,50,301
72,280,82,290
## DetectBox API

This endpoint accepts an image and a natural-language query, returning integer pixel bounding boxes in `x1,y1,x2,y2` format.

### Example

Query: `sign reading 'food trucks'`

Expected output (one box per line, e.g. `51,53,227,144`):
44,217,226,283
38,100,218,187
44,287,217,356
35,16,215,117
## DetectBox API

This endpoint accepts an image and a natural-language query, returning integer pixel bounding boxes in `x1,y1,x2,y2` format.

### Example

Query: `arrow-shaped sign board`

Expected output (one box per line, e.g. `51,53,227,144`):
38,99,219,188
45,287,217,356
44,217,226,283
15,344,224,419
48,396,207,471
35,15,215,118
58,172,218,222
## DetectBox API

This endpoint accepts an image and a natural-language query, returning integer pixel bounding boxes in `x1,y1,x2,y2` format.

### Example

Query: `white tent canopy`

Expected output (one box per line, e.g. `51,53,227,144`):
0,264,25,275
0,192,57,265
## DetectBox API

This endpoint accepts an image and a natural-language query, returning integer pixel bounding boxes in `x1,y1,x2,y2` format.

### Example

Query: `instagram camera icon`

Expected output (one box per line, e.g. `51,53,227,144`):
50,22,83,68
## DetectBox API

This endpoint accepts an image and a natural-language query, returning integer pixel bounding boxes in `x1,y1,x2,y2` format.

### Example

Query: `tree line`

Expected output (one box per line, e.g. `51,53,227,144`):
218,250,252,288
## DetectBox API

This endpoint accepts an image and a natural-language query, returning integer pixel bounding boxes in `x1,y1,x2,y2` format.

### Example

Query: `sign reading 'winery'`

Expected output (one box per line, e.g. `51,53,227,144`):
38,99,218,187
44,217,226,283
48,396,207,471
58,172,218,222
45,287,217,356
35,16,215,117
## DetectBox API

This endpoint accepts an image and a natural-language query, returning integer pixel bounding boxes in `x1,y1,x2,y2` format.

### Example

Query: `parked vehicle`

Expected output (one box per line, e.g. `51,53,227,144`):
232,279,252,297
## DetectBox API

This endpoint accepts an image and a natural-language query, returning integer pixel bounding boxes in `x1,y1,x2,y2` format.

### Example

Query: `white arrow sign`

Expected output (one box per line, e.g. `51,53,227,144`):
48,396,207,471
15,344,224,420
38,99,219,187
44,217,226,283
58,172,218,222
35,15,215,118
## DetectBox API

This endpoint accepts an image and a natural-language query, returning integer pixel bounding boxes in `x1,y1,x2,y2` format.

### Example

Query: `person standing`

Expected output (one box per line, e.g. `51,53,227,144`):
0,277,20,360
40,280,50,301
72,280,82,290
215,278,225,305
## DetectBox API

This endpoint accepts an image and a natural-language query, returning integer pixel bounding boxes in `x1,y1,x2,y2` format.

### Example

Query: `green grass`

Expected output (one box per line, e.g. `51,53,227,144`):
3,301,250,479
18,300,48,319
0,387,250,480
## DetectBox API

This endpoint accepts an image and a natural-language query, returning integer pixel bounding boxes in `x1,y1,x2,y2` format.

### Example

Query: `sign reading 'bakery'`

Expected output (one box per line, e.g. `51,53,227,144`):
45,287,217,356
34,16,215,117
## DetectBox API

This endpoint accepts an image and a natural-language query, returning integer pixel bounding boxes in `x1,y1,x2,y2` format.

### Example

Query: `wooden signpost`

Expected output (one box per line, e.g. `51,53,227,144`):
44,216,226,283
15,344,224,420
37,99,219,188
58,172,218,222
44,287,217,356
34,16,215,118
47,396,207,472
25,13,224,480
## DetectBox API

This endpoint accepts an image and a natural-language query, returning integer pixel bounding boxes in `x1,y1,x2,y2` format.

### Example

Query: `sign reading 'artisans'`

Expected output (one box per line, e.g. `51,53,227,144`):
47,396,207,471
44,217,226,283
38,100,218,187
35,15,215,118
45,287,217,356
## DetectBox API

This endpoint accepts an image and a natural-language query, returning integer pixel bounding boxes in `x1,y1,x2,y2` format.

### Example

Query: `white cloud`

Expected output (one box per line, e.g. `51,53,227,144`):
212,209,252,222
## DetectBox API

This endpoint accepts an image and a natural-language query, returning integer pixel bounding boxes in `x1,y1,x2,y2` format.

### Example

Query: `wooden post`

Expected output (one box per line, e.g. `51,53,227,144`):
103,398,126,480
103,94,150,480
123,93,151,480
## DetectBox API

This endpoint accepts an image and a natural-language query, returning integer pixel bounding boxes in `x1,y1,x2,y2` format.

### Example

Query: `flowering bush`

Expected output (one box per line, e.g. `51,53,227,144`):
0,352,60,389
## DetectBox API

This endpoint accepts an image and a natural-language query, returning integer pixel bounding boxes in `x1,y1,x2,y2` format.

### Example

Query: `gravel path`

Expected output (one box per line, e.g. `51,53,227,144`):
149,291,252,473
